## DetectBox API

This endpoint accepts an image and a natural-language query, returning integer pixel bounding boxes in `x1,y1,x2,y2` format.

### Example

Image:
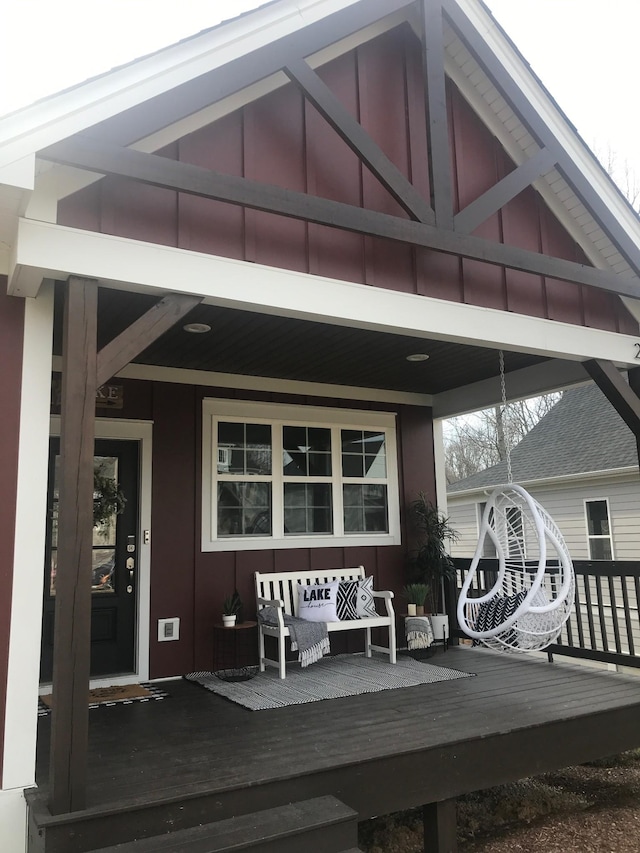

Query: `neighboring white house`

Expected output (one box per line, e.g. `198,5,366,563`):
447,383,640,562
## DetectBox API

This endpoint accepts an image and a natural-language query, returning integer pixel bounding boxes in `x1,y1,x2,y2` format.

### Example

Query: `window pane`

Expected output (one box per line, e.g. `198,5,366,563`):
343,484,388,533
218,422,271,475
283,426,331,477
217,482,271,536
587,500,609,536
284,483,332,534
589,538,612,560
341,430,386,478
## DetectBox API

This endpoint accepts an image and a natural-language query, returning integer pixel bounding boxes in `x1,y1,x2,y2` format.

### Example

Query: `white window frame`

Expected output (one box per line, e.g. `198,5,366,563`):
584,497,615,560
201,399,401,552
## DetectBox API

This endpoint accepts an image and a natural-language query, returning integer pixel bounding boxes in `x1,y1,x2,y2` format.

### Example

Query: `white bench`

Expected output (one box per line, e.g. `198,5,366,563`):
255,566,396,679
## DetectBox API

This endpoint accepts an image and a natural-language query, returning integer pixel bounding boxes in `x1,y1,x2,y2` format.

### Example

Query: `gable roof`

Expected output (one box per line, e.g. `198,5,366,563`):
448,383,639,493
1,0,639,294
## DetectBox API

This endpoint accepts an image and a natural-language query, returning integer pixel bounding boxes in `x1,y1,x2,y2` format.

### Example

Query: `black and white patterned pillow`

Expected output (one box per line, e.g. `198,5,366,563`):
336,580,359,620
356,576,378,618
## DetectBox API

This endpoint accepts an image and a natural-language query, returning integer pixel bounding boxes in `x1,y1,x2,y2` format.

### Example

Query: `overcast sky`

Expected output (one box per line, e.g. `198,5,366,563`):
2,1,639,187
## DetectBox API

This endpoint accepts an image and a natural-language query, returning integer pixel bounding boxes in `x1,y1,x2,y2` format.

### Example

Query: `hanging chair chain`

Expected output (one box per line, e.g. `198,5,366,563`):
499,350,513,484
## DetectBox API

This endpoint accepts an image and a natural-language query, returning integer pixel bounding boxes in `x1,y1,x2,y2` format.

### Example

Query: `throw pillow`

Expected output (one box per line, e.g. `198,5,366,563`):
298,581,339,622
356,576,378,618
336,580,359,620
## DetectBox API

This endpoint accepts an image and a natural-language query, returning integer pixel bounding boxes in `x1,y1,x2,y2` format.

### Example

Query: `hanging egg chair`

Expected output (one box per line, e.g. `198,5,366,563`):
456,354,575,652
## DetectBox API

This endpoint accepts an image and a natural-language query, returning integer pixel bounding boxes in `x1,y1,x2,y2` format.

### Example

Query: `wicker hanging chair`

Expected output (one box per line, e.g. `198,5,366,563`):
456,354,575,652
457,483,575,651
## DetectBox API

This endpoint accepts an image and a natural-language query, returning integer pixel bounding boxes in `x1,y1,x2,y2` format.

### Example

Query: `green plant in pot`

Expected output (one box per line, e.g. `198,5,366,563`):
402,583,430,617
222,591,242,627
406,493,459,622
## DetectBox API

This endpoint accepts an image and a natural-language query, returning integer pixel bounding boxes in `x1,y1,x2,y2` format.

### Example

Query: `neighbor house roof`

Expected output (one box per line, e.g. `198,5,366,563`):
448,383,639,493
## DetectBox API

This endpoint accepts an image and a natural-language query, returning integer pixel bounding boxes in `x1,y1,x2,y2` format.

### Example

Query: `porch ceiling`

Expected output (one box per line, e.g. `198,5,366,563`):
53,285,548,396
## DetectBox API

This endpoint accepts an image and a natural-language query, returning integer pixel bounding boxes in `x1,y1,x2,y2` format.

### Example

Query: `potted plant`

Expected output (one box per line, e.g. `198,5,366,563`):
402,583,430,617
222,591,242,627
406,493,459,639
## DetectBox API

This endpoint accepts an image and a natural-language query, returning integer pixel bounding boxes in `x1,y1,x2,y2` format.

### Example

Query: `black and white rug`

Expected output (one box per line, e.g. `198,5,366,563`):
185,653,473,711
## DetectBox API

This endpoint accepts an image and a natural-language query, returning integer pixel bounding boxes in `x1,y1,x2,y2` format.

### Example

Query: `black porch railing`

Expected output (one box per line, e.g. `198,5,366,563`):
449,559,640,669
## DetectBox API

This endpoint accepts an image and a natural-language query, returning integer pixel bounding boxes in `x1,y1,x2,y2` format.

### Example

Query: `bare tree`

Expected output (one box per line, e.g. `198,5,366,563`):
444,394,561,484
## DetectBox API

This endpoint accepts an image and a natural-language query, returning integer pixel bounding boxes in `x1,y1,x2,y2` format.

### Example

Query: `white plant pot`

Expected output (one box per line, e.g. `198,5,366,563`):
430,614,449,642
407,604,417,616
222,614,237,628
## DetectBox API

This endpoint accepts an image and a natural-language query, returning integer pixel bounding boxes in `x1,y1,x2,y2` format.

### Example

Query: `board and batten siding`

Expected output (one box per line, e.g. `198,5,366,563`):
448,472,640,561
57,26,635,337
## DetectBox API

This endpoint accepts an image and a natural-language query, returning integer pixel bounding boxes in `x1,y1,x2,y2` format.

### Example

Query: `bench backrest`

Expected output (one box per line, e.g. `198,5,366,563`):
255,566,366,617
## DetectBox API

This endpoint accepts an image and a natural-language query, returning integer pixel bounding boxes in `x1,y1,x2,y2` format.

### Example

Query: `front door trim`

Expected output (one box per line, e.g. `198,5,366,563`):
48,416,152,687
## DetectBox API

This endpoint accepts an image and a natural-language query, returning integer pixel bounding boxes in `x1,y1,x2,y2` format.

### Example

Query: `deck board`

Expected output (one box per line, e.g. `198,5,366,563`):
31,648,640,853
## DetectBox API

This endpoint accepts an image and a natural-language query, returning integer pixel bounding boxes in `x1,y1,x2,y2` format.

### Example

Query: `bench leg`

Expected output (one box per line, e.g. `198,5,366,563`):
258,627,266,673
365,626,372,658
278,632,287,679
389,618,397,664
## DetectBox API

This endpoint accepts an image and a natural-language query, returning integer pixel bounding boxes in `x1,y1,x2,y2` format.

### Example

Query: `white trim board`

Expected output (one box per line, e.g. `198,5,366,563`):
48,417,154,685
3,284,54,792
13,219,640,367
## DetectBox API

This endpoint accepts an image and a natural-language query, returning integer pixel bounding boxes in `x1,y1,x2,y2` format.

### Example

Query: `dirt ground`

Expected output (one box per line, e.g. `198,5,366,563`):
358,753,640,852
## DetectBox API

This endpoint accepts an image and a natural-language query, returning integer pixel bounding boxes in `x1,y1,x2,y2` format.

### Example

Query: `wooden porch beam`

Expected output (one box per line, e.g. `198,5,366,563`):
423,0,454,229
423,799,458,852
454,147,557,234
40,137,640,297
584,359,640,436
441,0,640,277
96,293,203,386
48,277,98,815
283,58,435,224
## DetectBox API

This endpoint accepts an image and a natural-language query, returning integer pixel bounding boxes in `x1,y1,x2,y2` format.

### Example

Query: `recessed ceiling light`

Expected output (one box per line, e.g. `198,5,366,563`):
406,353,430,362
183,323,211,334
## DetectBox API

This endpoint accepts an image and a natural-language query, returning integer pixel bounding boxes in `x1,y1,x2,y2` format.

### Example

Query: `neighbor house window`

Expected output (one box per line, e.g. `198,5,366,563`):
585,499,613,560
202,400,400,551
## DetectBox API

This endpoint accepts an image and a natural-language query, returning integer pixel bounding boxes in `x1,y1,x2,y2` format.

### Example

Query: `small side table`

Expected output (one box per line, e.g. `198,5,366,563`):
212,620,258,681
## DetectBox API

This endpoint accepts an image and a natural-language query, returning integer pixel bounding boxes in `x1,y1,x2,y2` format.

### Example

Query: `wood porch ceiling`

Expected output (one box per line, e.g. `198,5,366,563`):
52,285,547,395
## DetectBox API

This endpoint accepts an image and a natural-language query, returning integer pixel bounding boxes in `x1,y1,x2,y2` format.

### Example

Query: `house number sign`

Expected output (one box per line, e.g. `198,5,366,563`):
635,343,640,360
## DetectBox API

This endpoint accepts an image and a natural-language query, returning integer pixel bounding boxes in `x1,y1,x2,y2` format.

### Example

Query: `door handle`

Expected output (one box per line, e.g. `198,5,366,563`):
126,556,135,583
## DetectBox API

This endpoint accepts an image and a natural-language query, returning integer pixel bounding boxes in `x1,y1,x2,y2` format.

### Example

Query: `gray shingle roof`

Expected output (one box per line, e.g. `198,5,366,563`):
448,383,638,492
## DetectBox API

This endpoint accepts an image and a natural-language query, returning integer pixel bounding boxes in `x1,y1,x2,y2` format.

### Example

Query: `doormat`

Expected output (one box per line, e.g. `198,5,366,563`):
38,682,169,716
185,652,474,711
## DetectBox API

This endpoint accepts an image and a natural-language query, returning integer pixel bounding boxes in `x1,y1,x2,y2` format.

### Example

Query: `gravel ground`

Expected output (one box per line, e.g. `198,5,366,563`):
358,754,640,853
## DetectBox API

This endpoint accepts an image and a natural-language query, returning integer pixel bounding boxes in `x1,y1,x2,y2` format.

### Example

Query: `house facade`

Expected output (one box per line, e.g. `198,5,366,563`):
2,0,640,848
447,383,640,561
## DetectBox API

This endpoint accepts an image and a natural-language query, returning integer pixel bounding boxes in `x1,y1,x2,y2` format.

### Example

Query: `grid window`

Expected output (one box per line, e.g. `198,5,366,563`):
204,402,399,551
585,499,613,560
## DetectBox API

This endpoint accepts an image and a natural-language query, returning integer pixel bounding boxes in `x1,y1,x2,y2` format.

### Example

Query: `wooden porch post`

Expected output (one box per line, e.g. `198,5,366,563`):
629,367,640,471
423,799,457,852
48,277,98,815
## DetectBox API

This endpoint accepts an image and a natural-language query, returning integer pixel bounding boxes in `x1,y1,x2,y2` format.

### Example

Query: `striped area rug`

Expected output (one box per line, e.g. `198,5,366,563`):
185,652,473,711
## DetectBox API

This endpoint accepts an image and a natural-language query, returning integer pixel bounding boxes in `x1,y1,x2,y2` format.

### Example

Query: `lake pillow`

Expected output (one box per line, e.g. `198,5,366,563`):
298,581,339,622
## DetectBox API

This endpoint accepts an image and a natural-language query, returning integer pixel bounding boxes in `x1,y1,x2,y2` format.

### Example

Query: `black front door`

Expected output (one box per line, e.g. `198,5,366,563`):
41,438,140,681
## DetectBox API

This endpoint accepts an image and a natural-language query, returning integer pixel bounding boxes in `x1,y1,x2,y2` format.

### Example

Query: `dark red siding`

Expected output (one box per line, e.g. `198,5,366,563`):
110,379,433,677
57,25,634,335
0,281,25,781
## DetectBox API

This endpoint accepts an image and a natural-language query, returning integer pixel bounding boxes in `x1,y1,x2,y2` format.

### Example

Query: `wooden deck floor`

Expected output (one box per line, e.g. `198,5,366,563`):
30,647,640,852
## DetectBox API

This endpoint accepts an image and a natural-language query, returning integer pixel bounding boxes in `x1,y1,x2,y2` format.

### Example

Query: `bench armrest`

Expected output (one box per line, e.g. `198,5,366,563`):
257,597,286,630
372,588,395,618
257,597,284,608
